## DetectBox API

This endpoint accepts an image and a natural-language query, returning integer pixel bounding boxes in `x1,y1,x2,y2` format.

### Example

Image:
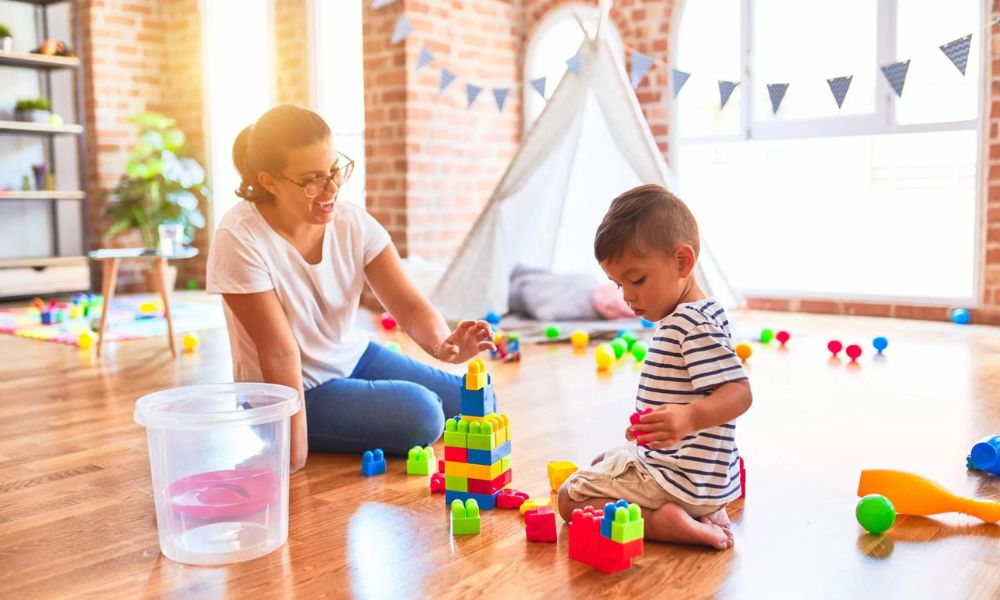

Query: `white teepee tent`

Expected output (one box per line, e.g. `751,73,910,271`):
430,15,741,322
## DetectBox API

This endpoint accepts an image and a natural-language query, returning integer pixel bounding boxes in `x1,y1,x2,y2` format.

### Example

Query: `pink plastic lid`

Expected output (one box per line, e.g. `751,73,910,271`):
166,468,280,519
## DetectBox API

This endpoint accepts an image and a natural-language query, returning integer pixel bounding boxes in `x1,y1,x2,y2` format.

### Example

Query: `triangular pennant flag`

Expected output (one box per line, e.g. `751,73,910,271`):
939,34,972,75
493,88,510,113
629,52,654,89
767,83,789,114
718,80,739,109
391,15,412,45
826,75,852,109
530,77,546,98
466,84,482,109
566,51,583,76
416,46,434,71
880,60,910,97
672,69,691,98
438,69,455,94
371,0,396,8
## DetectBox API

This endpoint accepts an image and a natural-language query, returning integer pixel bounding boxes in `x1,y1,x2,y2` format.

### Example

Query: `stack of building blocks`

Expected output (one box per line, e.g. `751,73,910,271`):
407,445,436,475
451,498,481,535
443,359,512,510
568,500,644,574
547,460,578,493
361,449,386,477
525,505,557,542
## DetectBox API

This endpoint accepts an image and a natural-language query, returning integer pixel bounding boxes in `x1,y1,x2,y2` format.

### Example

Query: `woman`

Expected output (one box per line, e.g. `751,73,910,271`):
207,104,493,472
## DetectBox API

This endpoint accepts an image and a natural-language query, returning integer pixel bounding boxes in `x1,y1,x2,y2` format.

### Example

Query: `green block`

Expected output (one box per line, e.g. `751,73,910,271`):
500,455,512,473
406,445,435,475
610,503,644,543
444,419,469,448
451,499,480,535
467,421,495,451
445,475,468,492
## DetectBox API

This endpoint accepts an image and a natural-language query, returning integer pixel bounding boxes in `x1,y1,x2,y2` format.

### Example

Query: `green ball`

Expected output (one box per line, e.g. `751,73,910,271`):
630,340,649,362
856,494,896,535
610,338,627,359
545,325,561,339
385,341,402,353
621,332,637,351
760,328,775,344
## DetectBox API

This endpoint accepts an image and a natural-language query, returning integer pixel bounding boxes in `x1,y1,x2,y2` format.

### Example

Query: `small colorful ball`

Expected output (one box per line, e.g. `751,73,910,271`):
570,329,589,349
639,317,655,329
828,340,843,357
139,301,159,314
484,311,501,326
545,324,562,339
385,341,402,353
846,344,862,363
872,337,888,354
621,332,637,351
380,312,397,331
182,333,200,352
78,331,96,350
610,338,628,359
595,344,615,371
951,308,971,325
776,330,790,347
734,343,752,363
856,494,896,535
630,340,649,362
759,328,775,344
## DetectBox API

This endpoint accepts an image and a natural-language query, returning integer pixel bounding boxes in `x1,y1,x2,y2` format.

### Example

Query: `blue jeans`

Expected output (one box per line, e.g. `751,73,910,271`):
304,341,463,456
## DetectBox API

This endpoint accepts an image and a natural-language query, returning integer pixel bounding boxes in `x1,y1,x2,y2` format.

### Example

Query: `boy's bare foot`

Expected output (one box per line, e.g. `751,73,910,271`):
699,507,732,530
648,503,733,550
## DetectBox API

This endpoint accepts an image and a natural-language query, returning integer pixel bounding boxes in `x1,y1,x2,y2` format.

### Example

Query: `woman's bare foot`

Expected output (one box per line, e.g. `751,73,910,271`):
647,503,733,550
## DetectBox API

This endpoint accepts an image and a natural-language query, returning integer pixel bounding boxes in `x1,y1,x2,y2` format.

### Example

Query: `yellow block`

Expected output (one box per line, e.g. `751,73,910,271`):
466,358,487,390
547,461,578,493
519,498,552,515
445,460,504,480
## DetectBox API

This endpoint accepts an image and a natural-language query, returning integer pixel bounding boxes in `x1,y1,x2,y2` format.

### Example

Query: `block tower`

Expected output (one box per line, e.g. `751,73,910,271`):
443,359,512,510
568,500,645,573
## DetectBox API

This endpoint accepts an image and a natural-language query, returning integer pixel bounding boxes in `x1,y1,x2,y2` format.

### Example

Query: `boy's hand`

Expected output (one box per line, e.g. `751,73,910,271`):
628,405,696,450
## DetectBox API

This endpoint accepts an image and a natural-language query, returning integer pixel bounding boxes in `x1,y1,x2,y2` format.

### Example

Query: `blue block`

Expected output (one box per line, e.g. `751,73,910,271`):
460,375,497,417
361,449,386,477
445,489,501,510
467,440,512,465
971,435,1000,474
601,500,630,538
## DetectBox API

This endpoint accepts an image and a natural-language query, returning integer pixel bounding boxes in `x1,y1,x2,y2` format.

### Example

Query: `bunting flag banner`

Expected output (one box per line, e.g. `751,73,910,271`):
767,83,789,114
530,77,547,98
439,69,456,94
672,69,691,98
493,88,510,113
391,15,413,45
880,60,910,97
718,80,739,109
416,46,434,71
629,52,654,89
939,34,972,75
466,84,483,109
826,75,852,109
371,0,396,8
566,51,583,76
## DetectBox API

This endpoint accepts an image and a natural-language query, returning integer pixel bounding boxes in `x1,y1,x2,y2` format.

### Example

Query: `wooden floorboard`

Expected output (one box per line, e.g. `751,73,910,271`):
1,295,999,599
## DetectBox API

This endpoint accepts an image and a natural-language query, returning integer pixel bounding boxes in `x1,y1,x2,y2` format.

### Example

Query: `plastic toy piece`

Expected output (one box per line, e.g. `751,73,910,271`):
610,338,627,359
380,311,397,330
595,344,615,371
827,340,843,357
438,459,445,473
460,368,497,417
845,344,862,363
41,311,54,325
443,419,469,447
545,324,561,339
969,435,1000,475
609,502,644,543
547,460,579,493
78,331,96,350
468,469,513,495
466,359,487,390
406,445,436,475
445,475,469,493
497,489,529,509
446,489,501,510
484,311,502,326
775,331,790,347
601,500,628,538
951,308,971,325
504,333,521,362
639,317,655,329
568,505,644,573
630,408,654,447
857,469,1000,523
630,341,649,362
445,458,506,480
444,446,468,463
519,497,552,515
571,329,589,349
525,505,557,542
739,456,746,499
361,449,386,477
872,336,888,354
734,343,752,364
620,332,637,351
385,341,402,353
182,332,200,353
467,421,496,451
856,494,896,534
490,331,508,360
451,499,481,535
467,440,512,465
430,472,446,493
759,328,774,344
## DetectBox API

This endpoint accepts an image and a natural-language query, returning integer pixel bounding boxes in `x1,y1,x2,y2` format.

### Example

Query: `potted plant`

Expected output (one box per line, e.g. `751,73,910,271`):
0,24,12,53
15,98,51,123
103,112,208,288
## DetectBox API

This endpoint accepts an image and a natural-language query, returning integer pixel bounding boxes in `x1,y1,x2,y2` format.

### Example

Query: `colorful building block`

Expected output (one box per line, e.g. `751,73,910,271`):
444,419,469,447
467,420,497,451
444,458,506,481
446,489,501,511
430,472,446,493
505,333,521,363
406,445,436,475
525,505,557,543
438,459,445,474
467,469,513,495
361,449,386,477
569,503,644,574
451,498,480,535
460,360,497,417
466,358,487,390
467,440,512,465
547,460,578,493
608,502,644,543
445,475,469,493
444,446,468,463
497,489,529,510
519,497,552,515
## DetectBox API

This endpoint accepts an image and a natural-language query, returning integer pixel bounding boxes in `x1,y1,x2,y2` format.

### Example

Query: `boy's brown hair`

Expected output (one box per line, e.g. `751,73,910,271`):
594,184,700,263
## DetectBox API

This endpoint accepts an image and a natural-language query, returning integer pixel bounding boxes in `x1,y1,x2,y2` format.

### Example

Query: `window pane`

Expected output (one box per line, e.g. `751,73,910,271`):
676,0,741,138
895,0,979,125
753,0,876,121
678,130,976,300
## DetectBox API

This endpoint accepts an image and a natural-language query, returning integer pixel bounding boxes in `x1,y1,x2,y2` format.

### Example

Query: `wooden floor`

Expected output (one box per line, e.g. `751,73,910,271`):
2,295,1000,599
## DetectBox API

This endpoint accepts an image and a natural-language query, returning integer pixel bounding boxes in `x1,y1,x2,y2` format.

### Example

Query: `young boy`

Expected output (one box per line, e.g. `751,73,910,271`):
557,184,752,550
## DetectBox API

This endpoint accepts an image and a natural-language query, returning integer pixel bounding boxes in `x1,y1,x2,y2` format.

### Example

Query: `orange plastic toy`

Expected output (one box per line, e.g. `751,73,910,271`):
857,469,1000,523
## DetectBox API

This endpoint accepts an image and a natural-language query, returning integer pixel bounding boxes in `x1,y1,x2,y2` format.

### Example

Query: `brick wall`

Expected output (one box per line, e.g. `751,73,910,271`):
274,0,310,106
985,3,1000,316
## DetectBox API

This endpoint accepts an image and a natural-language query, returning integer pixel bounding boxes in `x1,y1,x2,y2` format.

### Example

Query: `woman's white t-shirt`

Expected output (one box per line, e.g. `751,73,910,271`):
206,200,391,389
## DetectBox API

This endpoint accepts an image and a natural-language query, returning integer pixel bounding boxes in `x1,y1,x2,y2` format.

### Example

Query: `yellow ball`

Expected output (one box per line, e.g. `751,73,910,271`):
182,333,200,352
139,301,159,314
78,331,96,350
595,343,615,371
735,343,752,363
570,329,589,349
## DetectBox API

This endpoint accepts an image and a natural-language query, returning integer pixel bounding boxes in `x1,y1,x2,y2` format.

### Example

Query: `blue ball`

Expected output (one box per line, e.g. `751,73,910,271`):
951,308,971,325
872,336,888,354
484,311,501,326
640,317,655,329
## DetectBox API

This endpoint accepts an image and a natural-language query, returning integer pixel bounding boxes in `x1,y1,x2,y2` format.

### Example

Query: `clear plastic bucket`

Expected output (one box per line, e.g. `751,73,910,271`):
134,383,300,565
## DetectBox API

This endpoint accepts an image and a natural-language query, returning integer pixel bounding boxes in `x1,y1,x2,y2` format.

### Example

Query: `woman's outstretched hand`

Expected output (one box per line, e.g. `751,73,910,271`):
434,320,496,364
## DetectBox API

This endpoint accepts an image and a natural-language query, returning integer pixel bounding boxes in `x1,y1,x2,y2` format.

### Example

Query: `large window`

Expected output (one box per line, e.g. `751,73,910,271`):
675,0,981,302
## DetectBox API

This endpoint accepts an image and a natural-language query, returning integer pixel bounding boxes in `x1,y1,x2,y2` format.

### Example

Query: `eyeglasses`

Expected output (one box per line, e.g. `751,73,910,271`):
274,152,355,199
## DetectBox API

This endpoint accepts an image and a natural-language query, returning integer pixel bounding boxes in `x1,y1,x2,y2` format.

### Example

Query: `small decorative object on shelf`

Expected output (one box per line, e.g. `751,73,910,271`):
32,39,74,57
14,97,51,123
0,24,12,53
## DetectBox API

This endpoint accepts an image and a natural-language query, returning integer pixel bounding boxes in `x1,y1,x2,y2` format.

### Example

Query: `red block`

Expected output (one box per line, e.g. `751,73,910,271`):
444,446,468,463
568,506,643,574
467,469,512,495
496,489,528,509
430,472,445,494
438,459,445,474
525,506,557,543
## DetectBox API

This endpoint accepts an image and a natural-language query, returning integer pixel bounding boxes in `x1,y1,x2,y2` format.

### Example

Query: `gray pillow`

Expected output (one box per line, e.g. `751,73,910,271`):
508,265,601,321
